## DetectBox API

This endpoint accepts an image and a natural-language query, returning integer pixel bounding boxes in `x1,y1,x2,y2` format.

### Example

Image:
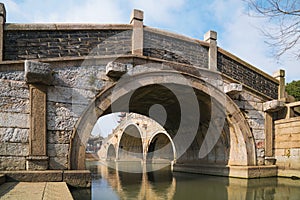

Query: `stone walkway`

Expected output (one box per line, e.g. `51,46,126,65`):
0,182,73,200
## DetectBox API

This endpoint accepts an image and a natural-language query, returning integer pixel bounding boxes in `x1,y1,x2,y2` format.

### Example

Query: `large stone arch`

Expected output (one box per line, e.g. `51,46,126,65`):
116,123,143,161
146,131,176,163
69,68,256,169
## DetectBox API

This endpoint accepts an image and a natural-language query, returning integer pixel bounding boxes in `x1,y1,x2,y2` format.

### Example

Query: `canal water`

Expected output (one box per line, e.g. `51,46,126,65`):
72,161,300,200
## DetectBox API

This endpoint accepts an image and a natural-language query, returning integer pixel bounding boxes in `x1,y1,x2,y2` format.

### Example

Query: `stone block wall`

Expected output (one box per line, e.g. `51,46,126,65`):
0,70,30,170
217,52,278,99
231,89,266,165
0,62,114,170
274,117,300,173
4,30,132,60
46,64,110,169
0,62,275,170
143,30,209,67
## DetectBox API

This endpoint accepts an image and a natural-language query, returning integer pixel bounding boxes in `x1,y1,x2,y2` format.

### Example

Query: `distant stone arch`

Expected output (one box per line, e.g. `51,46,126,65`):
117,123,143,161
146,131,176,163
107,144,116,161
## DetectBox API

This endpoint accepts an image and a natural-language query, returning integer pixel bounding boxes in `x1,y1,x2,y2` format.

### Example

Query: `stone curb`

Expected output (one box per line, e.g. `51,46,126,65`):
0,170,91,188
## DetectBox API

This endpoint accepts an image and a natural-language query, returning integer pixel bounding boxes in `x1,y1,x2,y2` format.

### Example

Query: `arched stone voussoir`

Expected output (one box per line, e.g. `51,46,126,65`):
146,131,177,162
225,98,256,166
69,69,257,169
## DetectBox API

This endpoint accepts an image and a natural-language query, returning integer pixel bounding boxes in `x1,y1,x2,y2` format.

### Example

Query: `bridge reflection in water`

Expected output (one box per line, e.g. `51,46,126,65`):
76,161,300,200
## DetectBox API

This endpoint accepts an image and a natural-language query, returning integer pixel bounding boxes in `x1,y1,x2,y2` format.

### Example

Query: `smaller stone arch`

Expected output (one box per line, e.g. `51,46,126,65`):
117,123,144,161
107,144,116,161
146,131,176,163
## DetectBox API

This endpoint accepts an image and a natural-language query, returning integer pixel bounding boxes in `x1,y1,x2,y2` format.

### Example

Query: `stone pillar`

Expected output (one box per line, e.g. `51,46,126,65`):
25,61,53,170
0,3,6,61
273,69,285,100
264,112,273,157
263,100,285,165
130,9,144,56
204,30,217,71
26,84,49,170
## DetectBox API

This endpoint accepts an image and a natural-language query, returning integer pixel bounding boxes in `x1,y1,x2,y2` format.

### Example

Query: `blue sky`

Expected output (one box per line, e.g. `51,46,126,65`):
2,0,299,136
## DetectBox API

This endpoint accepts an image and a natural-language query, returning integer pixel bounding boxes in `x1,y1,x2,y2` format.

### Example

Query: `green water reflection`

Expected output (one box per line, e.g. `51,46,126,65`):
74,161,300,200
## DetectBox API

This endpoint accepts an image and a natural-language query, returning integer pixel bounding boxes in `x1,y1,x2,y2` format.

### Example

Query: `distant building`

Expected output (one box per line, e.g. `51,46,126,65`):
86,135,104,153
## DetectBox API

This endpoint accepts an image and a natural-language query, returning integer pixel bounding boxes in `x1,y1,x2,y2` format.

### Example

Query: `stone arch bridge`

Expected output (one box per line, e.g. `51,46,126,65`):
98,113,176,163
0,3,299,179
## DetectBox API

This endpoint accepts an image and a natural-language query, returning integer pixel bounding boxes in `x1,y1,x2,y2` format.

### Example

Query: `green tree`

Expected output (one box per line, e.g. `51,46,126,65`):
286,80,300,101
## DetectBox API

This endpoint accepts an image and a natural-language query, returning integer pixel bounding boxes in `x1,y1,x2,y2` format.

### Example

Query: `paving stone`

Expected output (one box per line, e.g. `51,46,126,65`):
0,182,73,200
3,171,62,182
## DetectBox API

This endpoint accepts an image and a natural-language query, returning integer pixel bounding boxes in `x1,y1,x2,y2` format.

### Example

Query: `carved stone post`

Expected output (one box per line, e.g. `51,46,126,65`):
130,9,144,56
273,69,285,100
263,100,285,165
25,61,53,170
204,30,217,71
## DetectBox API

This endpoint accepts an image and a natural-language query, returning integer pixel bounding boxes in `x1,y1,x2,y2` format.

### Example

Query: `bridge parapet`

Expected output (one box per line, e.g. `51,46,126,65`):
285,101,300,119
0,3,280,99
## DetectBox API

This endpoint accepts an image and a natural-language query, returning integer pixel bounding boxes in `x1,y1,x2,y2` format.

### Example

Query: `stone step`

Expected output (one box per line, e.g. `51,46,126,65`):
0,170,91,188
0,182,74,200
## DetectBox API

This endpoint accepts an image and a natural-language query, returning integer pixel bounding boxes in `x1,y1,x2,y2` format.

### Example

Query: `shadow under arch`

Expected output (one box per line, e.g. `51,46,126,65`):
69,69,256,170
146,131,176,163
116,123,143,161
107,144,116,161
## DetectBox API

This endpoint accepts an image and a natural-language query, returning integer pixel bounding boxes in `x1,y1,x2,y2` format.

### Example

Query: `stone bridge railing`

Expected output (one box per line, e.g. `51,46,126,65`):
285,101,300,119
0,5,279,99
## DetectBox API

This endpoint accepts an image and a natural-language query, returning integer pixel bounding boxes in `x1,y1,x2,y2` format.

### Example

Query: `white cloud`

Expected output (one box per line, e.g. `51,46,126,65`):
209,0,299,82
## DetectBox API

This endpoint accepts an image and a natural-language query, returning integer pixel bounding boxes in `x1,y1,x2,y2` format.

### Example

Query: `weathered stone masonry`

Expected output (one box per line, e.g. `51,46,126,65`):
2,4,295,179
143,30,209,68
217,52,278,99
4,29,132,60
46,64,109,169
0,69,29,170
